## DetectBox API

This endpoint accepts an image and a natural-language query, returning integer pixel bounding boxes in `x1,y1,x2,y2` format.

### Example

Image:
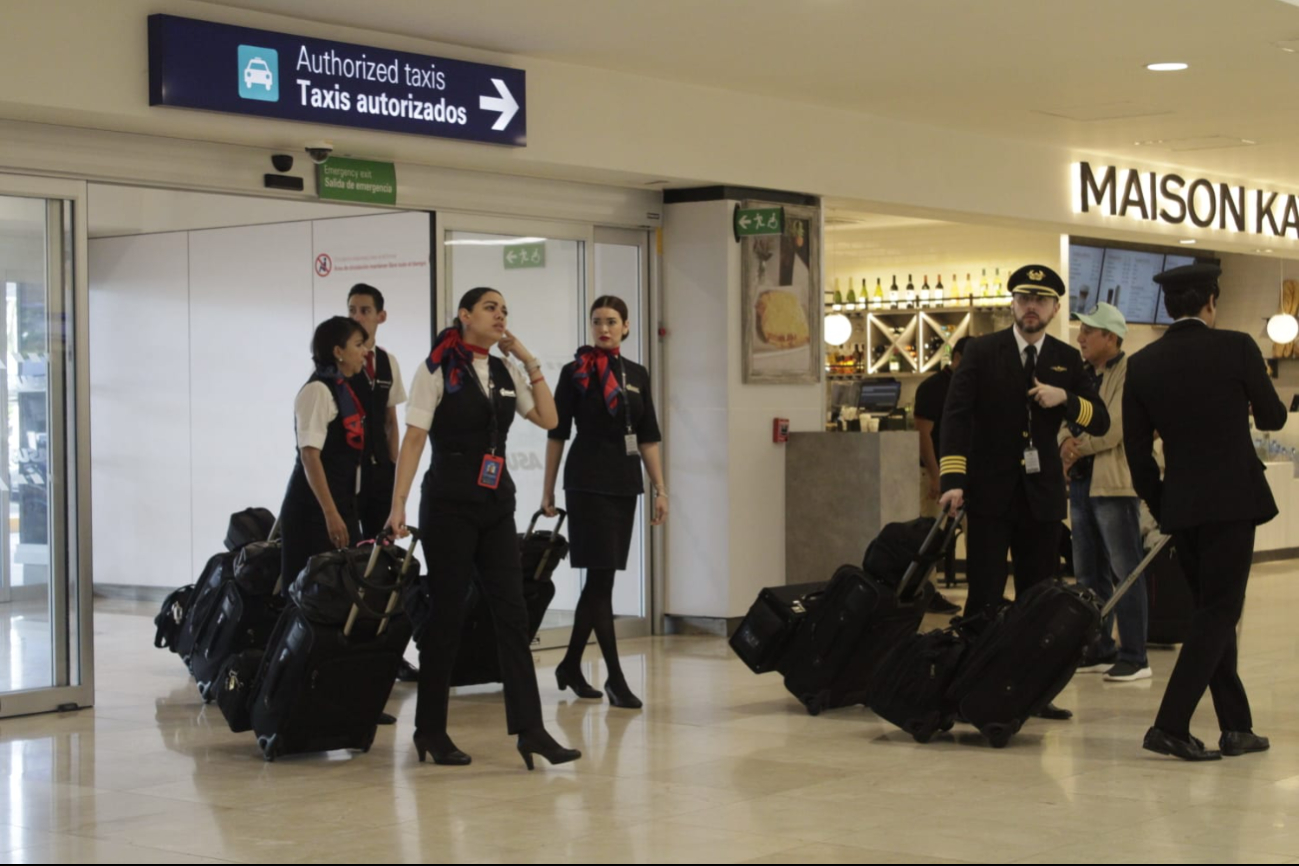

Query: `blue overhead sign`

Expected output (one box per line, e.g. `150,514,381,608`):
148,14,526,146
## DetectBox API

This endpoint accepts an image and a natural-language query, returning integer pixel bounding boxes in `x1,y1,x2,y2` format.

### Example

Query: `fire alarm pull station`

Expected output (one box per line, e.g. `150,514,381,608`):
773,418,790,443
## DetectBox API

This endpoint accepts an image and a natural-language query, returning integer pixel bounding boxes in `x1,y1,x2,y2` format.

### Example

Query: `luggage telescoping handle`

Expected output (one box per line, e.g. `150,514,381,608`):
896,506,967,600
526,508,567,538
1100,534,1170,619
344,527,420,637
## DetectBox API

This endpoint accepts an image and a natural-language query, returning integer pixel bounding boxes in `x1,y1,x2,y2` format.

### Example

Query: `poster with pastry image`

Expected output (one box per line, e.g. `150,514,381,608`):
742,202,821,383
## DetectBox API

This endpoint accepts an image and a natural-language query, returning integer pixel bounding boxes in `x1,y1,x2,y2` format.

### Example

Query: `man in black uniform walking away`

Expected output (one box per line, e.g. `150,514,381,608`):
1124,263,1285,761
938,264,1110,720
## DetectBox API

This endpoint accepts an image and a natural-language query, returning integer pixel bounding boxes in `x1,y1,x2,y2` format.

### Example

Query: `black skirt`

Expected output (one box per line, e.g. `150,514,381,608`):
565,490,638,570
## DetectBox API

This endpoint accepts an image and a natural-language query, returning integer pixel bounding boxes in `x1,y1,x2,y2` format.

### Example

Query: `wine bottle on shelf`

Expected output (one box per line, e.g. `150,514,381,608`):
889,351,901,373
832,277,843,308
859,278,869,310
905,274,916,309
889,275,900,309
994,267,1006,306
846,281,856,305
979,269,990,306
934,274,945,308
920,275,931,306
964,273,974,305
872,277,884,310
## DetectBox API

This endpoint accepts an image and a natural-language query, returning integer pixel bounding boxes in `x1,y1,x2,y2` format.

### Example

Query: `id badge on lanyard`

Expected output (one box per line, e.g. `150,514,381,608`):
620,362,639,456
475,370,505,489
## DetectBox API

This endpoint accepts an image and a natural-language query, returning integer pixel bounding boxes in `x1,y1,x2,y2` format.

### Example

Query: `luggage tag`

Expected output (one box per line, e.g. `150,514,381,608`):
620,361,639,457
478,454,505,489
1023,446,1041,475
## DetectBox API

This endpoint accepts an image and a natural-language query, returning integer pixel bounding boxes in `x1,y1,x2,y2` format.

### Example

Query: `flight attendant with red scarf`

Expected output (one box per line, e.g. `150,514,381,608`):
542,295,666,710
278,316,370,590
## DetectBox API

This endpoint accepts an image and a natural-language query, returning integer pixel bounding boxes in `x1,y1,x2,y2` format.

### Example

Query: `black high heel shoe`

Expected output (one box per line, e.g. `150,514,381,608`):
516,728,581,771
604,678,643,710
414,732,472,766
556,664,603,699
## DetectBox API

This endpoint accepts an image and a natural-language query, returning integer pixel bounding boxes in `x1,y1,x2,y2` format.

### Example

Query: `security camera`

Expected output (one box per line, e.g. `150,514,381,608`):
270,153,294,172
304,141,334,164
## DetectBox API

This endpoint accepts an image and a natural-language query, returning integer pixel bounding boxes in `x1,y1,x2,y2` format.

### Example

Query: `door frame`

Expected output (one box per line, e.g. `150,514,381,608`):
0,173,94,717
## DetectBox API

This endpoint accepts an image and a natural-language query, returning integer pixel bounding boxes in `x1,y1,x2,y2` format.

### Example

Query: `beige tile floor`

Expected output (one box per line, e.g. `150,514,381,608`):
2,566,1299,863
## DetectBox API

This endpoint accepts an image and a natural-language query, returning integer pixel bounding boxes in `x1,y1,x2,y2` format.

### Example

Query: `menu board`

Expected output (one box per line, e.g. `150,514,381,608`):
1155,254,1197,325
1096,249,1164,324
1067,244,1105,314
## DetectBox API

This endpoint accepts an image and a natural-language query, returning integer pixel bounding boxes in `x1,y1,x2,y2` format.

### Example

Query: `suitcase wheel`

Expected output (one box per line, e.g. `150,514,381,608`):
258,734,278,762
982,724,1013,749
196,681,214,703
803,696,822,716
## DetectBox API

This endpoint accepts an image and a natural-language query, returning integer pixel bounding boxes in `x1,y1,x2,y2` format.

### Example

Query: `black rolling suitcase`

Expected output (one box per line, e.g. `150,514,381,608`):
869,627,969,743
190,527,286,701
154,584,195,652
519,509,571,582
1145,540,1193,645
451,575,557,687
250,530,420,761
173,552,238,664
780,511,961,715
729,582,827,675
946,535,1171,748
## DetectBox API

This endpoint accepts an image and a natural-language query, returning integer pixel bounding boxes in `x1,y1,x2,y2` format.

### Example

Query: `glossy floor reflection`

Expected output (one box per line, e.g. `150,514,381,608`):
3,566,1299,863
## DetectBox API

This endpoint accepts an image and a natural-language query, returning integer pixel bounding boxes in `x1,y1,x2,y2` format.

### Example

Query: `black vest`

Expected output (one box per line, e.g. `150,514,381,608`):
349,347,394,466
288,374,364,516
423,356,517,503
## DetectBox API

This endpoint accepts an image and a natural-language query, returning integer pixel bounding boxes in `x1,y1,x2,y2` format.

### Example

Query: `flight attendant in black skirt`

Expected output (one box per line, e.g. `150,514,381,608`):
542,295,667,709
386,287,581,770
279,316,370,590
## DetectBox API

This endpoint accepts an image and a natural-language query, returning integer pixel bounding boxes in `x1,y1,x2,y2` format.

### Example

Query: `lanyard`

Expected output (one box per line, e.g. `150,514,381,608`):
618,357,634,435
469,362,501,456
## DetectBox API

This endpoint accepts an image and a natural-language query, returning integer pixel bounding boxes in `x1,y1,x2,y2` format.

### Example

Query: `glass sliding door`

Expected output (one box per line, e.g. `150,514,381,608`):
0,175,92,717
437,215,653,646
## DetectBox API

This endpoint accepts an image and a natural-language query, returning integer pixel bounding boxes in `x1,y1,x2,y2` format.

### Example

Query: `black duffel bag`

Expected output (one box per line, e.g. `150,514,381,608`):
225,507,276,552
863,517,938,590
519,509,569,582
234,538,283,596
290,537,418,627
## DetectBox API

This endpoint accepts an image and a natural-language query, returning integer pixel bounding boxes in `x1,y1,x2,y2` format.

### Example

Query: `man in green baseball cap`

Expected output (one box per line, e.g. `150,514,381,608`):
1060,302,1151,683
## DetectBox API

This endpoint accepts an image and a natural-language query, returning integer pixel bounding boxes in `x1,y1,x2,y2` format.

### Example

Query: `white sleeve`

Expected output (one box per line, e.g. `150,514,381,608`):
404,363,442,431
508,361,536,420
295,382,337,450
386,351,407,408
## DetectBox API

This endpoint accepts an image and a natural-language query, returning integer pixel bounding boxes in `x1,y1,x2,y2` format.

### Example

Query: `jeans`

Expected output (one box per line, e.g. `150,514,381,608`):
1070,476,1148,667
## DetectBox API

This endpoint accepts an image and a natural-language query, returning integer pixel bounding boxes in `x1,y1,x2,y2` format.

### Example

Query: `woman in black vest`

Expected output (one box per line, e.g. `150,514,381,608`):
541,295,666,709
279,316,370,589
387,287,580,770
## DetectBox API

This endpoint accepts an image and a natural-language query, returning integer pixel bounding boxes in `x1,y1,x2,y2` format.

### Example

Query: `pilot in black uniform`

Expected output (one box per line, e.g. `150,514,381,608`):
1125,263,1286,761
938,264,1110,720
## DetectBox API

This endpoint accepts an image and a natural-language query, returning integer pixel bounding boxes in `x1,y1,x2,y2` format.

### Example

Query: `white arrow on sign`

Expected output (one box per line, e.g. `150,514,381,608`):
506,250,518,264
738,215,751,229
480,78,520,132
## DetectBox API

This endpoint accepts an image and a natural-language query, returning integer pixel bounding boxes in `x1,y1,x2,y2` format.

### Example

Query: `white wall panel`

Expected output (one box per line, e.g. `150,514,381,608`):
89,233,192,587
187,222,314,576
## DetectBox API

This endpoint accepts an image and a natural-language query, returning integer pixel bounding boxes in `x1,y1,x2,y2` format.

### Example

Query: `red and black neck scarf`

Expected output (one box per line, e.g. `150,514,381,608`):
314,364,366,452
426,327,489,394
573,346,622,415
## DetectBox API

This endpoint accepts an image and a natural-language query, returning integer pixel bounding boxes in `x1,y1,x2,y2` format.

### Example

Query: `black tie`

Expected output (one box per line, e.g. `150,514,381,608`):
1024,344,1037,388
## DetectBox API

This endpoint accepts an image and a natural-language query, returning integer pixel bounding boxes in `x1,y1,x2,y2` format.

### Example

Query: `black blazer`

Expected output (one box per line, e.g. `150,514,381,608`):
550,356,662,496
1123,320,1286,532
940,327,1109,521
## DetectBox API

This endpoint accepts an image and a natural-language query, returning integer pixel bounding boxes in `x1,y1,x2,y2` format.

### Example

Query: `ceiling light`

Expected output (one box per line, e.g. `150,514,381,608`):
1146,62,1189,71
1180,239,1197,245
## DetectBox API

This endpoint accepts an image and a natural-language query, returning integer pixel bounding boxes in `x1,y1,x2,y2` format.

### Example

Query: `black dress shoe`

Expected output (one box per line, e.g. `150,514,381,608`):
414,732,471,766
395,659,420,683
605,678,643,709
1220,731,1270,756
377,712,397,725
516,728,581,771
1143,726,1222,761
555,664,603,699
927,590,962,615
1034,702,1073,721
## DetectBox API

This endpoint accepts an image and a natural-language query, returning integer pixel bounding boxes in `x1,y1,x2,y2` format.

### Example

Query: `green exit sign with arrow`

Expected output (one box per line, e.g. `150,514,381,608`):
733,205,784,240
504,241,546,269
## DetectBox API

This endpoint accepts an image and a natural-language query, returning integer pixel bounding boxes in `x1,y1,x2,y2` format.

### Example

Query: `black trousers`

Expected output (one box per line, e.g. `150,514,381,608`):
415,492,543,736
964,483,1061,616
1154,520,1254,736
279,476,358,594
358,458,396,540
